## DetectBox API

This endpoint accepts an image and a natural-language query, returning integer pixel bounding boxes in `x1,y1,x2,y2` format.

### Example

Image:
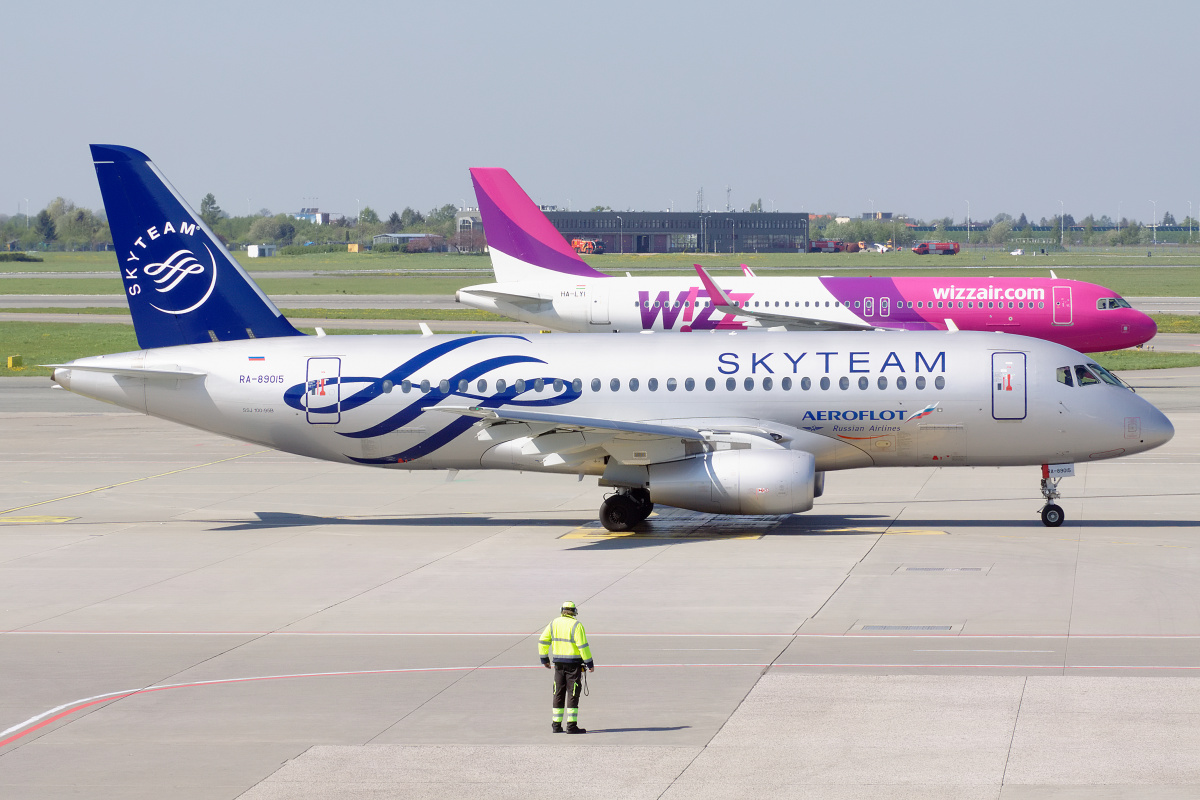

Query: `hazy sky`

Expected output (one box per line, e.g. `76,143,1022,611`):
5,0,1198,225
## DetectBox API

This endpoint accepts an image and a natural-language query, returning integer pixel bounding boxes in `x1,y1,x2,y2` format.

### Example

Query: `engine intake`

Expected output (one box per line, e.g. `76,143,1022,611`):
647,450,816,515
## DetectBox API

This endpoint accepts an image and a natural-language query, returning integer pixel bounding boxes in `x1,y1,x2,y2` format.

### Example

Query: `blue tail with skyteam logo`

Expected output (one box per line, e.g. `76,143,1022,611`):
91,144,303,349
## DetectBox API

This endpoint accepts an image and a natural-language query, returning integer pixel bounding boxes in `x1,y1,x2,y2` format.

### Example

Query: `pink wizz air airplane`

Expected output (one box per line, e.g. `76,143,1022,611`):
457,169,1156,353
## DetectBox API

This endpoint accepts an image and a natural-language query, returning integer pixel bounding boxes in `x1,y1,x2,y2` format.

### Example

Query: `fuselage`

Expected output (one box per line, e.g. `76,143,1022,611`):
457,275,1155,352
54,330,1171,476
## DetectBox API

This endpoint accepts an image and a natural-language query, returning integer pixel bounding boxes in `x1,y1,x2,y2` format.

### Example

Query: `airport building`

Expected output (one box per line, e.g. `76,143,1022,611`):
541,210,809,254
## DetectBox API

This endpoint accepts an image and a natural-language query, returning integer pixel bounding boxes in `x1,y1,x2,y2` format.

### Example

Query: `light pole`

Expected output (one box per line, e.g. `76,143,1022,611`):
727,218,736,253
1150,200,1157,245
965,200,970,245
1058,200,1064,247
24,198,29,227
1189,200,1193,243
616,215,623,254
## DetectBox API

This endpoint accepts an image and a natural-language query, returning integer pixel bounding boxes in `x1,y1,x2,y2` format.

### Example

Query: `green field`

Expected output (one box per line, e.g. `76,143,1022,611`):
5,320,1198,379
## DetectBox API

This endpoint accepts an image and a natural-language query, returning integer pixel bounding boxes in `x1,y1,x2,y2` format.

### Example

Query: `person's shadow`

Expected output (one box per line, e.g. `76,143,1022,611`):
582,726,691,733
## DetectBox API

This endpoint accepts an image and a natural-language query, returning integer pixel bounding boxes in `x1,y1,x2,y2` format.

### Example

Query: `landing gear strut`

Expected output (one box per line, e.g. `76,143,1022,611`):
1039,467,1065,527
599,489,654,532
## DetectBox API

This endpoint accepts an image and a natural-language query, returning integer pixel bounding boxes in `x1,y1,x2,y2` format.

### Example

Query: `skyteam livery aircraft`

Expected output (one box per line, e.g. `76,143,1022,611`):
51,145,1173,534
457,168,1156,352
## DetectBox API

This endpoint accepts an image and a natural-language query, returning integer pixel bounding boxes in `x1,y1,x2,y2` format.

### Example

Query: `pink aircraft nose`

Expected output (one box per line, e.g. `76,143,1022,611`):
1126,311,1157,348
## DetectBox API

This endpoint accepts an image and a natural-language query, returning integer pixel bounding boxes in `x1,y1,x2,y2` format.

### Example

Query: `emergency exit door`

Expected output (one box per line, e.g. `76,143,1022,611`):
588,284,610,325
305,357,341,424
991,352,1026,420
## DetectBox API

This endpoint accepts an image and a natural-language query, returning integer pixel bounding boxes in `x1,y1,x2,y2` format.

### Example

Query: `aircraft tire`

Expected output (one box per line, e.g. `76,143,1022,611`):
1040,504,1064,527
600,495,638,532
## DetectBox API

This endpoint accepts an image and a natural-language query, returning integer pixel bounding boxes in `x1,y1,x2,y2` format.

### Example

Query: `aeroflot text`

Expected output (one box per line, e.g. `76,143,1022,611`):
717,351,946,374
931,286,1045,301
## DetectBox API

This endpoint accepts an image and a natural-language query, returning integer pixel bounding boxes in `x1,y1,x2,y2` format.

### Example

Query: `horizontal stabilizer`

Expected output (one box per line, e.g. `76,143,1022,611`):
43,363,207,379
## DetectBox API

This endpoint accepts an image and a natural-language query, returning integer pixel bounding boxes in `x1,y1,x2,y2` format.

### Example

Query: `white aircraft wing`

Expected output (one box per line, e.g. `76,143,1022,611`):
456,286,550,306
42,363,207,380
693,264,877,331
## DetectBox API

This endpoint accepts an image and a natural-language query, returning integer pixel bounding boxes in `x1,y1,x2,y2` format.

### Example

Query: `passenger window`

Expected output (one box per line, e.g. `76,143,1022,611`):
763,377,773,390
571,378,581,393
629,378,639,392
915,376,926,390
666,377,677,391
458,379,468,392
1074,365,1099,386
590,378,600,392
401,379,412,393
935,376,945,390
1057,367,1073,386
726,377,736,391
497,379,507,393
515,379,526,393
896,376,906,390
858,376,869,390
610,378,621,391
839,376,850,390
743,377,754,390
534,378,544,392
782,377,793,390
648,377,658,391
799,377,810,391
820,377,831,390
685,378,696,391
877,376,888,390
476,379,487,392
705,377,716,391
420,380,431,393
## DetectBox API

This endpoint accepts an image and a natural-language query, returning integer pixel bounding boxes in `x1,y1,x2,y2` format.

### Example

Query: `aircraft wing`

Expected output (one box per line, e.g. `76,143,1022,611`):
437,405,704,441
693,264,876,331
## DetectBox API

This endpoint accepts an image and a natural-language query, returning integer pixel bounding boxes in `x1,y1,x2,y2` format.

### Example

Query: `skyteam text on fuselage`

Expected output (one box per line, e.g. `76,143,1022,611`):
50,146,1173,533
457,168,1155,353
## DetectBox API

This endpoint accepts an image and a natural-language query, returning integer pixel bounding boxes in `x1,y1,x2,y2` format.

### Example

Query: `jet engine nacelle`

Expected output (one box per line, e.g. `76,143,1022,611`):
647,449,816,515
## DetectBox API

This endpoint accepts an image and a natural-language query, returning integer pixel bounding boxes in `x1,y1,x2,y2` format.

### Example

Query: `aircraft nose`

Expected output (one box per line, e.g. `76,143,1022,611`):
1128,311,1157,347
1134,403,1174,450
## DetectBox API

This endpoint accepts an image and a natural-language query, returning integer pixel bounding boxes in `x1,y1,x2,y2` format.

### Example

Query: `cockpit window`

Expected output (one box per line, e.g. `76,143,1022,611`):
1056,366,1073,386
1087,362,1124,387
1097,297,1133,310
1074,364,1100,386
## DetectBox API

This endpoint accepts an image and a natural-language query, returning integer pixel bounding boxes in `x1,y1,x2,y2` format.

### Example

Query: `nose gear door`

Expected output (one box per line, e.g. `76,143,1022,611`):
991,352,1026,420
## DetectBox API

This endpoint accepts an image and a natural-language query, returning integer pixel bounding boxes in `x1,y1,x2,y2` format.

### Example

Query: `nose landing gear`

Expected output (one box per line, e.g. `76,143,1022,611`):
1038,463,1068,527
599,488,654,532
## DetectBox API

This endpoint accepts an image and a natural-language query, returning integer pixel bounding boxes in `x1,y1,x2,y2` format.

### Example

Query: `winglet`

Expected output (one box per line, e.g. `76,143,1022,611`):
944,318,960,332
1050,269,1059,279
470,168,609,282
693,264,737,308
741,264,757,277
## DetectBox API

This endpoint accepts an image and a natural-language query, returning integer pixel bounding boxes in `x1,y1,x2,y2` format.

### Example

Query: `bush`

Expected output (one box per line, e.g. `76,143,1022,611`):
0,252,43,262
277,243,351,256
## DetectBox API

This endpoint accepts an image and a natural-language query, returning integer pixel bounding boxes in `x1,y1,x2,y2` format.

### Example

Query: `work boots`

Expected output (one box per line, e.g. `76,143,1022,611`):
551,722,563,733
565,723,586,734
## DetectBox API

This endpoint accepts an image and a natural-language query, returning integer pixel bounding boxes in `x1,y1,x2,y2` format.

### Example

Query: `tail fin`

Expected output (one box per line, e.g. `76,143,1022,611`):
470,168,609,282
91,144,303,349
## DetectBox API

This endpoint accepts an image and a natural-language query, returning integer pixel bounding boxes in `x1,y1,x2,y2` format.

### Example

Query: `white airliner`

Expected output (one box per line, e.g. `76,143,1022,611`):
457,169,1156,353
50,146,1173,532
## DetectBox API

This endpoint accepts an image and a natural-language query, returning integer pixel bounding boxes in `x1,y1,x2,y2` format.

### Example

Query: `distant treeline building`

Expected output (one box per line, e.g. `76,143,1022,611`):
537,210,809,254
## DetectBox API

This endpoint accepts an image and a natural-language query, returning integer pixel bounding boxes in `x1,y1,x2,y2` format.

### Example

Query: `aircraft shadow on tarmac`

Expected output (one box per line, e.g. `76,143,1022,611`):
205,511,591,531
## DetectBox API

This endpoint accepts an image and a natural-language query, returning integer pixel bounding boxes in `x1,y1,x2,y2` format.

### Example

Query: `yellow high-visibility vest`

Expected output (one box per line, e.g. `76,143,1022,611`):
538,615,593,665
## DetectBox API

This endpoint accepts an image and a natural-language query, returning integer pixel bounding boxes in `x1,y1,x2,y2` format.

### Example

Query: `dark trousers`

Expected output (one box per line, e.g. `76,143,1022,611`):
552,663,584,712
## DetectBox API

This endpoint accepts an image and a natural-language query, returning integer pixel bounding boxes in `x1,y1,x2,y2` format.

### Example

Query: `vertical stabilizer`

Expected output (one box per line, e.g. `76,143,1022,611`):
470,167,609,282
91,144,303,349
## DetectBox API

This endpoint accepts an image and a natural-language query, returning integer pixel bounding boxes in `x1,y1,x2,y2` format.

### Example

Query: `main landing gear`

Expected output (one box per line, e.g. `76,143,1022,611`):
1039,468,1065,527
599,488,654,532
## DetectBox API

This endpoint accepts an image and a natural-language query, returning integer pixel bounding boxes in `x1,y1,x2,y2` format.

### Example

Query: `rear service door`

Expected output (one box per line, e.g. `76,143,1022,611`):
991,352,1026,420
588,284,610,325
1052,286,1073,325
305,357,341,424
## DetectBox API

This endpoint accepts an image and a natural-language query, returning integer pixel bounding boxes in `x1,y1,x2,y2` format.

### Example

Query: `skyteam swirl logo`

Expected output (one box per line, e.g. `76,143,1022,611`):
122,219,218,315
281,336,581,464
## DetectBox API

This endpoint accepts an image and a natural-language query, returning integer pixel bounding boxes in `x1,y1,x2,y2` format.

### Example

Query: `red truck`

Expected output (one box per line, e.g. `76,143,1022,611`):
808,239,846,253
912,241,960,255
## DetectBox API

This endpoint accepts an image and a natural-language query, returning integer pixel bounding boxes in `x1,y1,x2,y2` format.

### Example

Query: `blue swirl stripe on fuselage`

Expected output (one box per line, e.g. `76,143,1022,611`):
282,335,529,415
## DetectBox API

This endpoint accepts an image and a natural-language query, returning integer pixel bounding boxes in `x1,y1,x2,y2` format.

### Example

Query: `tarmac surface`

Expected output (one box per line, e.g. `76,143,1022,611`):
1,369,1199,798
